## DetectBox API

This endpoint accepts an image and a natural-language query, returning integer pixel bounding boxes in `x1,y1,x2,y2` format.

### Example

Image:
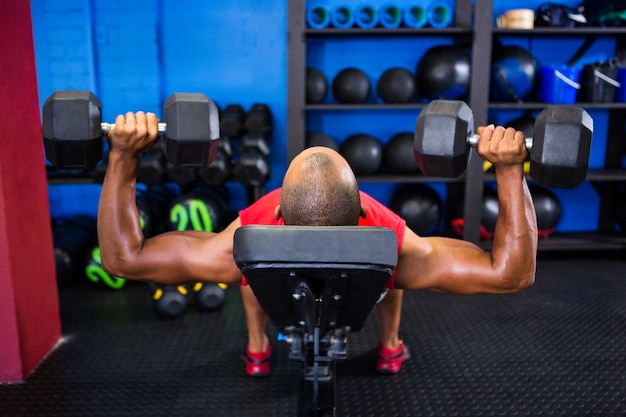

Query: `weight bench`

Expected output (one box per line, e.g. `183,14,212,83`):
233,226,398,417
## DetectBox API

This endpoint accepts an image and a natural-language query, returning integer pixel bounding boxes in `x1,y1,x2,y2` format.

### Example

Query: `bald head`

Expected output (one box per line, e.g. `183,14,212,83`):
280,147,361,226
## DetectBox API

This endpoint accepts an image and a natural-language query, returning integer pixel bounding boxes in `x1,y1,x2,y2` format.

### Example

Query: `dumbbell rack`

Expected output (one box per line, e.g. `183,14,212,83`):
286,0,626,252
486,26,626,252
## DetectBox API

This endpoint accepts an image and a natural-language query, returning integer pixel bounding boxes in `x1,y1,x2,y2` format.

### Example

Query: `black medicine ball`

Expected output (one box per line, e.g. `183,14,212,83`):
332,68,371,104
383,132,419,175
306,132,339,151
339,134,382,175
448,187,500,240
389,184,442,235
377,67,416,103
481,187,500,235
416,45,471,99
529,186,561,236
306,67,328,104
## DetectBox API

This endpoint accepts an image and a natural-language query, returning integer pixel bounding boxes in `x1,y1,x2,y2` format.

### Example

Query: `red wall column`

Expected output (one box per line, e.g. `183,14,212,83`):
0,0,61,382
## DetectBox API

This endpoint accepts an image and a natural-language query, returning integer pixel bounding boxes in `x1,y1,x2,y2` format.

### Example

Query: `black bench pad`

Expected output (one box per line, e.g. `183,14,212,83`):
233,226,398,331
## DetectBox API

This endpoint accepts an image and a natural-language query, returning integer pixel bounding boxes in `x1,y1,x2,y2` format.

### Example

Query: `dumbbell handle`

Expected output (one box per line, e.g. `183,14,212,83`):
101,122,167,134
468,133,533,151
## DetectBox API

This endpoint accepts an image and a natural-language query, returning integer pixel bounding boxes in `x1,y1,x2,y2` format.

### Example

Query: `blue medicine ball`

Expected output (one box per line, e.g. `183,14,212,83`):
490,46,538,102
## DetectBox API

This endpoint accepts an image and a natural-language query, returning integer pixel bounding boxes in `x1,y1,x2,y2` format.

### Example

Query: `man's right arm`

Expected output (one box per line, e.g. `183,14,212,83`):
97,111,242,286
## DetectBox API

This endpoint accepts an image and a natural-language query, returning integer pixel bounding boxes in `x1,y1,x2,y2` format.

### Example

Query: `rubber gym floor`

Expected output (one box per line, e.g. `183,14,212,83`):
0,252,624,417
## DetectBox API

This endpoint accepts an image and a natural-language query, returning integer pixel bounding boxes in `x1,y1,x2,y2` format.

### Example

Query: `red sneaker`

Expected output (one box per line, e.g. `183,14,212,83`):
244,344,271,377
375,340,410,374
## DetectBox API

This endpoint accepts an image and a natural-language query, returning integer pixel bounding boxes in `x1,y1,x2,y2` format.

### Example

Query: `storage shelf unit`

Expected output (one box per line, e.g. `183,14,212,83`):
490,15,626,247
287,0,626,251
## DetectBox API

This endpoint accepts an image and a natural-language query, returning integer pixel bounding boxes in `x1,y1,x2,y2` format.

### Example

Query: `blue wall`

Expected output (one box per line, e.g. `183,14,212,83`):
32,0,287,218
159,0,287,190
32,0,620,233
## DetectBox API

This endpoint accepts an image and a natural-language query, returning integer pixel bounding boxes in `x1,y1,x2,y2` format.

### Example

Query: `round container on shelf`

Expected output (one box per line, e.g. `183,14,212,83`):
579,63,620,102
537,65,581,104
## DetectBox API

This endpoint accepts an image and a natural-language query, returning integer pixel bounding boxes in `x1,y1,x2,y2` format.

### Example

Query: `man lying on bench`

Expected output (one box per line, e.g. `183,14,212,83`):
97,112,537,402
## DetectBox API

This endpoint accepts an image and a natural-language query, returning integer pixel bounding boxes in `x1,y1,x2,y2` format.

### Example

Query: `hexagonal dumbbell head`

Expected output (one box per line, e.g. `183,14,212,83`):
220,104,245,137
42,90,104,169
531,106,593,189
233,134,270,186
244,103,273,136
414,100,473,178
197,136,234,186
163,93,220,168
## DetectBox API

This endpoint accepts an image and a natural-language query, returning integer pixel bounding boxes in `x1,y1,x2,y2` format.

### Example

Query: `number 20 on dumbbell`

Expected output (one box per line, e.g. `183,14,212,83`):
413,100,593,189
42,90,220,169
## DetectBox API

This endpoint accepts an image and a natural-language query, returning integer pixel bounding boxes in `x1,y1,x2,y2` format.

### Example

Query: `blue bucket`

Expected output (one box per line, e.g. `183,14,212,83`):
537,65,581,104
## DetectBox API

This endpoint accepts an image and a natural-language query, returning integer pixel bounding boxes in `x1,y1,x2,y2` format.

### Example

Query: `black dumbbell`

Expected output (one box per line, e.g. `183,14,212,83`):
165,161,197,190
243,103,273,136
237,103,273,187
93,147,165,185
42,90,220,169
197,136,234,186
220,104,246,137
192,282,227,312
233,133,271,186
413,100,593,189
149,283,189,319
137,145,166,185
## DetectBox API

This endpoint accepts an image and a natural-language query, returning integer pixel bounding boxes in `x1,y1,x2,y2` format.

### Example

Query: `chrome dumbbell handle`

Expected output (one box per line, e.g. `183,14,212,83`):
468,133,533,151
101,122,167,134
